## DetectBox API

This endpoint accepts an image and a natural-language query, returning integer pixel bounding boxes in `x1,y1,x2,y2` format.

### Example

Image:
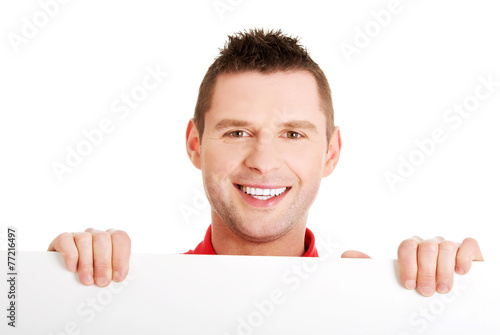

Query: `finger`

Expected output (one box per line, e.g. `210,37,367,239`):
397,236,423,290
87,229,112,287
456,238,484,275
47,232,79,273
74,232,94,286
416,238,440,297
106,229,132,282
436,240,459,294
341,250,371,259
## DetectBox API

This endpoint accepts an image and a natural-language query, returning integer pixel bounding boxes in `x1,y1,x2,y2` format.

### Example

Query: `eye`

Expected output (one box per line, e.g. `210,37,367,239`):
284,131,302,139
227,130,249,138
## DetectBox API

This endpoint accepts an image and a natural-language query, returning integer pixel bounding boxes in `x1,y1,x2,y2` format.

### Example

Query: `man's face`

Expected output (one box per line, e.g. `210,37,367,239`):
187,70,340,243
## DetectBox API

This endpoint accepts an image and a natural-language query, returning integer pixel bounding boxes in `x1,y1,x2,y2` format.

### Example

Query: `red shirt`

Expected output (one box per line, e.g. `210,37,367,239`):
184,225,319,257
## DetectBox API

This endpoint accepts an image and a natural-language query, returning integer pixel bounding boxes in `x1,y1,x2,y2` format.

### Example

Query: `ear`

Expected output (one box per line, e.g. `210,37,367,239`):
322,126,342,178
186,118,202,170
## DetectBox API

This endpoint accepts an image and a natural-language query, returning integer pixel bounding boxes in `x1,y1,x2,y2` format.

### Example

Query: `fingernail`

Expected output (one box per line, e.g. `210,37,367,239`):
113,271,122,282
96,276,109,287
405,280,416,290
436,283,449,293
455,266,465,275
82,274,94,285
419,286,435,297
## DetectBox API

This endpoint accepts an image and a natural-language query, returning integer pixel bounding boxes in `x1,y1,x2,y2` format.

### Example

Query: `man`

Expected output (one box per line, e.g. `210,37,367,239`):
48,28,483,298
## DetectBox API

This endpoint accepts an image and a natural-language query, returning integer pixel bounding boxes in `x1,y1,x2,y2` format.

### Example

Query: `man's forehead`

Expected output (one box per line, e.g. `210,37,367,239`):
216,69,317,86
208,70,324,126
212,70,319,103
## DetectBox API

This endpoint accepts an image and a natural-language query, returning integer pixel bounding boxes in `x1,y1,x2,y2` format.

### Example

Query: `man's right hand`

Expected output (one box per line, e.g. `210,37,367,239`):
47,228,131,287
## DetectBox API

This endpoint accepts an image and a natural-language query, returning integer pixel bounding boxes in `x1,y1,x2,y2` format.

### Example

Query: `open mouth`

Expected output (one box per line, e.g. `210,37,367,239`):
236,184,290,201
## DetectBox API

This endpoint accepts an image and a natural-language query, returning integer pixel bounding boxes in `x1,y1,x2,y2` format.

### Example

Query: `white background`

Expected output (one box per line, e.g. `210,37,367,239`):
0,0,498,260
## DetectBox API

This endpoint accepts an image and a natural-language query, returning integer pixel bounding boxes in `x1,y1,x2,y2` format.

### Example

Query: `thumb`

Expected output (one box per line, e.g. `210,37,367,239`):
341,250,371,259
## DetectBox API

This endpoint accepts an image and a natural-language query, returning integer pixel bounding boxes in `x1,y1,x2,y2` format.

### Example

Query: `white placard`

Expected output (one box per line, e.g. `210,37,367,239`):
1,251,499,334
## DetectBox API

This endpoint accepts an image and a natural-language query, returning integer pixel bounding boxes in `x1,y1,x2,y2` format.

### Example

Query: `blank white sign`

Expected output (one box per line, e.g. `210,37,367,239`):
1,251,499,334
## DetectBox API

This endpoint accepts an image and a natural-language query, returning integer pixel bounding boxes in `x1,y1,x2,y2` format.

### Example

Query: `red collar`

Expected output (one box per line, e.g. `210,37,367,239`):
184,225,319,257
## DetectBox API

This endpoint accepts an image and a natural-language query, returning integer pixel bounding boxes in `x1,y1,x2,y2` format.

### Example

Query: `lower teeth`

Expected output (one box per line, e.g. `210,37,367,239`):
252,195,273,200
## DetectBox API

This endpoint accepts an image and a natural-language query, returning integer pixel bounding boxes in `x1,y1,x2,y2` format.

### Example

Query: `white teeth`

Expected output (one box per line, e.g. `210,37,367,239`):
238,185,287,199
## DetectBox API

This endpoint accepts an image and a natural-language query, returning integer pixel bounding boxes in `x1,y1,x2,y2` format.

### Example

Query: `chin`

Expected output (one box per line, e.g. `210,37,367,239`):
229,218,294,243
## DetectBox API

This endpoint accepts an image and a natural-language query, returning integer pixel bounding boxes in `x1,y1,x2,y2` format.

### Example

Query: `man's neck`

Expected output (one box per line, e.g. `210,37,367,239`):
210,216,307,256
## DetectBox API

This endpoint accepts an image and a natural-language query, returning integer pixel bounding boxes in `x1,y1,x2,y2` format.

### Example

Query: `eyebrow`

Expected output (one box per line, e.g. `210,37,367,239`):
276,120,318,133
213,119,252,131
213,119,318,133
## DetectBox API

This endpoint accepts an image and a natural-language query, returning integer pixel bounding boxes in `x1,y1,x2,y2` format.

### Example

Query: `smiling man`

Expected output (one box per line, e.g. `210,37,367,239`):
185,69,335,257
48,28,483,297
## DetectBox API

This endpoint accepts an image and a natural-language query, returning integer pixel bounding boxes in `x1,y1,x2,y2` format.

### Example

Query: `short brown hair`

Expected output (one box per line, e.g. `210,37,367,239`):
193,28,334,143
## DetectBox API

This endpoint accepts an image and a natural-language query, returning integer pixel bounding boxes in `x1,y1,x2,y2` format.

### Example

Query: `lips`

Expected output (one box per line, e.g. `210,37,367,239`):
238,185,287,200
235,183,291,207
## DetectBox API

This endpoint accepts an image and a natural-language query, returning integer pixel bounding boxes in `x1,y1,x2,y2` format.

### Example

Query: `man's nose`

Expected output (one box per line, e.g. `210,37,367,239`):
243,131,283,175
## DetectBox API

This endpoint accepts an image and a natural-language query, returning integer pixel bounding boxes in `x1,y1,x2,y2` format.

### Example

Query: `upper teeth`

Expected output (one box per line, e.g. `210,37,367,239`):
239,185,287,197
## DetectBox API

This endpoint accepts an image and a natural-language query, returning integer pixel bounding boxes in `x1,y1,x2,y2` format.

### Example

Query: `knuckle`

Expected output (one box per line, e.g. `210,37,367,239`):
113,257,130,268
93,263,110,272
57,232,74,244
463,237,478,246
418,272,436,284
419,241,439,254
112,230,131,245
65,250,79,262
78,261,94,270
74,232,92,243
400,270,418,283
456,253,473,263
439,241,459,253
436,271,453,282
93,232,111,244
399,239,419,252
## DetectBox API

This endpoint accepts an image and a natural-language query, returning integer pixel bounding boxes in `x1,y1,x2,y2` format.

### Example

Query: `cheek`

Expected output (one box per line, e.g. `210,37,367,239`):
201,142,247,180
285,144,326,181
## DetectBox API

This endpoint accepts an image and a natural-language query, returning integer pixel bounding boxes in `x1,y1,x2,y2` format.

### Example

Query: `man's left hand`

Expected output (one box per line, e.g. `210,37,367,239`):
397,236,483,296
341,236,483,297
